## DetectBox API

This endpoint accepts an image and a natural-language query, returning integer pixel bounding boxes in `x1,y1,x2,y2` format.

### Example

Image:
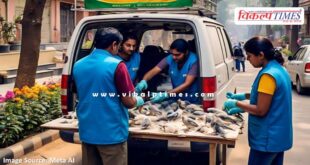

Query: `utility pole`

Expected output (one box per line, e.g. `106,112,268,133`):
290,0,300,53
74,0,77,26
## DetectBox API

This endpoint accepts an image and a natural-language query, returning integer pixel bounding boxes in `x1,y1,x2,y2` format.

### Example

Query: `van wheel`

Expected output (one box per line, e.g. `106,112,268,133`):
296,77,305,94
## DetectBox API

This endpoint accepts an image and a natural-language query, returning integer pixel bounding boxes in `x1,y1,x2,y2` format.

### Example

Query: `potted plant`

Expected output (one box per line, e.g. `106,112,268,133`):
0,16,17,53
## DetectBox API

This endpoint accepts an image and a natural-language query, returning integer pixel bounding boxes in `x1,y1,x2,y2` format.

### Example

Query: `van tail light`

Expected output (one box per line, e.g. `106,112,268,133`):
305,63,310,73
202,77,217,112
61,74,69,115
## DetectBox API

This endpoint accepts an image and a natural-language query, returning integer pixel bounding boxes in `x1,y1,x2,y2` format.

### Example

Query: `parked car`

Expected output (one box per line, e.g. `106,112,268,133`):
59,12,237,164
286,45,310,94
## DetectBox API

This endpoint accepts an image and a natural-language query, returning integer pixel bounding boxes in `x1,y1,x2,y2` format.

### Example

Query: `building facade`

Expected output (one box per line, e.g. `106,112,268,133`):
300,0,310,44
0,0,95,44
0,0,218,45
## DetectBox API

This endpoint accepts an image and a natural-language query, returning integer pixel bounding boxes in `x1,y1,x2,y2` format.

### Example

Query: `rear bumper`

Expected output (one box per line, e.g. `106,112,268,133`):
302,73,310,87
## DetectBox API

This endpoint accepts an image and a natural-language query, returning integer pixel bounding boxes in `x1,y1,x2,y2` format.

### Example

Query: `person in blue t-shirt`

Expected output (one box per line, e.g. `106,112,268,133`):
223,37,292,165
117,34,140,83
135,39,199,104
73,28,144,165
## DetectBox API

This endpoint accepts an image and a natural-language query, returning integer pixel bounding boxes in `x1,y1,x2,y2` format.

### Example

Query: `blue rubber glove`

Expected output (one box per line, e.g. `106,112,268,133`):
226,107,244,115
135,96,144,107
150,92,169,103
226,92,246,101
223,99,238,111
135,80,148,93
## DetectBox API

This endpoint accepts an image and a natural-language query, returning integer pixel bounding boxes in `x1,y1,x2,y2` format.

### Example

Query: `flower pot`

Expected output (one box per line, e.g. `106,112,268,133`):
0,44,10,53
9,43,21,51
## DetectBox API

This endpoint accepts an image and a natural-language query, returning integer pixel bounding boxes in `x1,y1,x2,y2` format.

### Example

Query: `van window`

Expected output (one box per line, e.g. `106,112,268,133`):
216,28,226,58
81,29,96,49
221,29,233,59
139,30,194,51
206,26,225,65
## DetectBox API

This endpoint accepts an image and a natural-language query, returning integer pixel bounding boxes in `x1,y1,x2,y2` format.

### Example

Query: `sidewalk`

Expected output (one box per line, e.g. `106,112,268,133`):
7,139,81,165
227,61,257,165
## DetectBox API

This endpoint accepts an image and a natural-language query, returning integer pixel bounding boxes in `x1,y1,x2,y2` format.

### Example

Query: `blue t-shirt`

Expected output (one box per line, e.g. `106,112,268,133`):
166,52,200,103
116,52,140,83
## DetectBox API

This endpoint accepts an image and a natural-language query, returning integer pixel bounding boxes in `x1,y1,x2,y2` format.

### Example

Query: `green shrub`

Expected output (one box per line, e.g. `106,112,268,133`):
0,83,61,147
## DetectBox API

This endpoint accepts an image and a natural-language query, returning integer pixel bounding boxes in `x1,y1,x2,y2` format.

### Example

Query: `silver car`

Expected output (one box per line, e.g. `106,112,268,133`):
286,45,310,94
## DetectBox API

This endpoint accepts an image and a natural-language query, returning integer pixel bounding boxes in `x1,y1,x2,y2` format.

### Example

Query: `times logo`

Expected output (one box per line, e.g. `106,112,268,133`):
234,7,304,25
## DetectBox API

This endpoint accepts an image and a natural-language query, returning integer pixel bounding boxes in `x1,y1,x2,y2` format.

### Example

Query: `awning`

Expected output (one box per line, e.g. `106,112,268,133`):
84,0,193,9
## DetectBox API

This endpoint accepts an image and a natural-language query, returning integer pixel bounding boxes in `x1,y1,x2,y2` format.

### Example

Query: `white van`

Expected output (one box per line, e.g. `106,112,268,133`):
61,13,236,114
60,12,237,162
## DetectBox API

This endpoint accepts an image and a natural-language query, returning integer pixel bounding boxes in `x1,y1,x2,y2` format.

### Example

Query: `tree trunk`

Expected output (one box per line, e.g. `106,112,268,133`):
14,0,46,89
290,0,299,53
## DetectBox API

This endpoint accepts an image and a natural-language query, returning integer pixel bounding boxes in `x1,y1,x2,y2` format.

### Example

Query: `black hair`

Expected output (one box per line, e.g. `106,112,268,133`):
119,34,138,52
170,39,189,54
122,33,138,43
244,36,284,65
94,27,123,49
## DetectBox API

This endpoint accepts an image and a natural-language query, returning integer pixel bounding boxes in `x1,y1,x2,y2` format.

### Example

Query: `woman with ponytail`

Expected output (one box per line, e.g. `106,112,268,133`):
223,36,292,165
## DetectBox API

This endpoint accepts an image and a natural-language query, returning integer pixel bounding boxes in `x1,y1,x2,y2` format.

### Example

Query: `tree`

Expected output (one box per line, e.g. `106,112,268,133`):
290,0,299,53
265,0,277,39
14,0,46,89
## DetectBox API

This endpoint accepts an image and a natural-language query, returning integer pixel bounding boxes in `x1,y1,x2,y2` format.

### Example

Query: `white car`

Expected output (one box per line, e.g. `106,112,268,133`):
286,45,310,94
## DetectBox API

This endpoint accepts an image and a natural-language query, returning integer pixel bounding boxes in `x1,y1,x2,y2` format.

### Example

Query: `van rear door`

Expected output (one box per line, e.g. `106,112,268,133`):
218,28,235,80
204,24,232,108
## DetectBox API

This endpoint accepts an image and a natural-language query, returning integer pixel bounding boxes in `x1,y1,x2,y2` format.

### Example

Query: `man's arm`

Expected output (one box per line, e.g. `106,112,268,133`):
168,75,196,94
168,62,198,94
237,92,272,116
236,74,275,116
115,62,137,108
142,57,168,81
142,66,162,81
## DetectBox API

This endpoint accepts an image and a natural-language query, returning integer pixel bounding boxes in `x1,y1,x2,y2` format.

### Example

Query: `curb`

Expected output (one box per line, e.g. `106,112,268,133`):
59,130,81,144
0,130,59,165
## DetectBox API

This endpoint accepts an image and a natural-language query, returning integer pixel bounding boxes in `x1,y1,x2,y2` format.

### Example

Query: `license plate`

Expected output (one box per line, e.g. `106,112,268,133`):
168,140,191,152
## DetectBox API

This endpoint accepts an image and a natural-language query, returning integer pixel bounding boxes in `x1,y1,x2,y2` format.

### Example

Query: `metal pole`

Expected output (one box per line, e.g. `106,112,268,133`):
74,0,77,25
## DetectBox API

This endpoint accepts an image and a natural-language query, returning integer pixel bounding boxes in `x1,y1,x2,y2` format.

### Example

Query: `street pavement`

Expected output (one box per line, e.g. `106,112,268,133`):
7,139,81,165
228,61,310,165
4,61,310,165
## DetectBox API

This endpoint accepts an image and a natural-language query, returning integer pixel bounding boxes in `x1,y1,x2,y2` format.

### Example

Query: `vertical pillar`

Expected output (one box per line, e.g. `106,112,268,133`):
50,0,61,43
0,1,5,19
307,14,310,35
7,0,15,22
